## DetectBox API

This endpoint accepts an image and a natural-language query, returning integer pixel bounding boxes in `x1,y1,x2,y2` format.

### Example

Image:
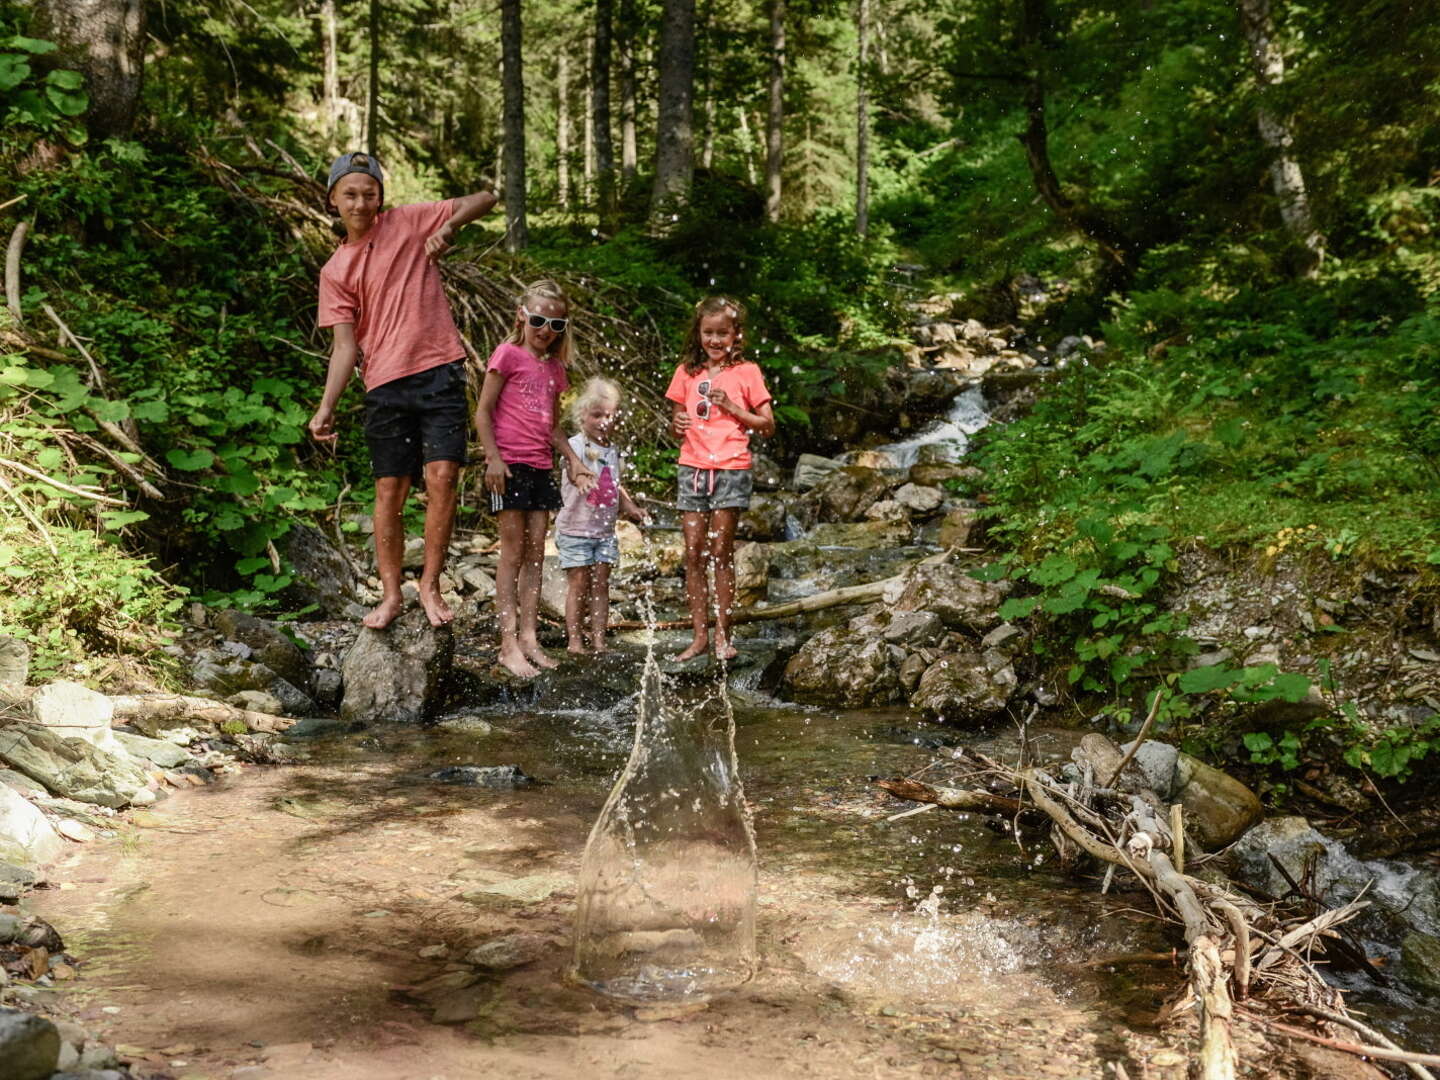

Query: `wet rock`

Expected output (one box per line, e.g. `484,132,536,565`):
792,453,843,491
461,872,571,904
781,626,902,707
227,689,286,715
0,635,29,688
841,448,902,471
750,451,785,489
28,681,125,756
340,608,454,726
909,462,982,488
0,783,64,867
284,523,358,617
1119,739,1180,800
1401,932,1440,995
980,623,1024,652
190,651,315,716
892,483,944,514
805,466,893,521
911,652,1016,726
1173,753,1263,849
883,560,1005,632
903,369,968,412
433,714,494,736
111,731,191,770
806,519,913,550
738,492,791,541
313,669,343,710
465,932,551,970
883,611,945,649
428,765,534,789
0,862,38,904
618,525,685,576
0,1007,60,1080
898,652,928,693
456,561,497,598
938,506,981,549
211,609,311,691
863,498,909,522
1228,817,1327,899
0,725,151,808
735,541,769,606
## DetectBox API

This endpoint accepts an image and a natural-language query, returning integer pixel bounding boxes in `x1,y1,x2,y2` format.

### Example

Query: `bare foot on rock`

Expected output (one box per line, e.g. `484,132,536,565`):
674,638,709,662
499,643,540,679
524,644,560,670
418,582,455,627
363,594,405,630
714,639,739,662
566,641,591,656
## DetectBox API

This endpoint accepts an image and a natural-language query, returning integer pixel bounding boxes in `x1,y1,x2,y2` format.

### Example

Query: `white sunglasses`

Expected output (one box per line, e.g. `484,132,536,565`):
522,306,568,334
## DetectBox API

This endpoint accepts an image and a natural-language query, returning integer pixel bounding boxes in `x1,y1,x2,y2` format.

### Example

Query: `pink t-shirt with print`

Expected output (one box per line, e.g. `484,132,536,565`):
317,200,466,391
664,361,772,470
487,342,569,469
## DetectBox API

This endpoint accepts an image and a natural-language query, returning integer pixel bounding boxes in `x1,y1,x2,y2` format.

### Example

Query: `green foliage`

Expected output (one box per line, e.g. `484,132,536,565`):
0,30,87,143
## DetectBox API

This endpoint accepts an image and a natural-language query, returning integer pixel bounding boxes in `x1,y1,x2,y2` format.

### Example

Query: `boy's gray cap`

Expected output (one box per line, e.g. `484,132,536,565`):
326,151,384,197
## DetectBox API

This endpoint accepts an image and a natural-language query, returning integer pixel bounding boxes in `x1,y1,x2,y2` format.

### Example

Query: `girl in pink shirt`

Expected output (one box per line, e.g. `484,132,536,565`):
476,280,595,678
664,297,776,662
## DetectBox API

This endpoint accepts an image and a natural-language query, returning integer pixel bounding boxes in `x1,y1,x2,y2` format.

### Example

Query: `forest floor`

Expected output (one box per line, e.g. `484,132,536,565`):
22,699,1232,1080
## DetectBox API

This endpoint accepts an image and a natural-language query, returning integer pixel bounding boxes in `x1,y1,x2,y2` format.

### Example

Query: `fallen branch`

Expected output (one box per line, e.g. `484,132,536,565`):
0,470,57,555
6,219,27,322
1293,1004,1436,1080
0,456,130,505
1250,1016,1440,1070
875,776,1029,817
608,576,893,630
108,693,295,735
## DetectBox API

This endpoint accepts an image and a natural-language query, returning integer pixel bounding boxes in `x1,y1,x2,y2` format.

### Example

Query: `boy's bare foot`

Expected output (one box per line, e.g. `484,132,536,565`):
362,594,405,630
498,642,540,679
566,641,591,656
418,582,455,627
715,640,739,661
674,638,709,662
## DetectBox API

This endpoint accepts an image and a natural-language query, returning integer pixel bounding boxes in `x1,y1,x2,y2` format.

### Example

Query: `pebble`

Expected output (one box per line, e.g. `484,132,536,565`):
418,944,448,959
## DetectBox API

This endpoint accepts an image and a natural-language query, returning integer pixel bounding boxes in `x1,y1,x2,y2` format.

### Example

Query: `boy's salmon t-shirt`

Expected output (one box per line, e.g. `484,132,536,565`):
487,342,569,469
665,361,772,470
317,200,466,391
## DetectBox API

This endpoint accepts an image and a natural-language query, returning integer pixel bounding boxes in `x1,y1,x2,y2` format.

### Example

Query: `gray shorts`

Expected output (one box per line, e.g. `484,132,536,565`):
676,466,752,512
556,531,619,569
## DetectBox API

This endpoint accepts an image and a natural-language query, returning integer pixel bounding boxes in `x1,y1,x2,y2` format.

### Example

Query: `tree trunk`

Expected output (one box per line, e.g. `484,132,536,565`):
29,0,145,138
698,0,714,170
593,0,618,226
365,0,380,155
650,0,696,219
854,0,870,237
321,0,339,149
618,0,638,181
557,53,572,210
1236,0,1324,274
501,0,528,251
764,0,785,222
583,61,595,204
737,108,758,186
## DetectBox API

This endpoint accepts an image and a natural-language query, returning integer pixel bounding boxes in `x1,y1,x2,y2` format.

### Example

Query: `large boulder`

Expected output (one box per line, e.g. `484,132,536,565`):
210,610,311,691
792,453,843,491
1173,753,1263,850
0,635,29,687
892,483,944,515
0,783,65,867
341,608,454,725
738,492,791,541
883,560,1005,631
0,725,151,808
0,1007,60,1080
28,681,125,755
284,522,358,618
190,651,315,716
804,466,893,522
781,626,902,707
938,506,982,549
911,650,1016,726
734,542,769,606
1401,933,1440,996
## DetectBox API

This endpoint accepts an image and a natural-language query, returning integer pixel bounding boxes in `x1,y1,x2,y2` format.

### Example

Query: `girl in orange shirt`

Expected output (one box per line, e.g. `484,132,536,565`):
664,297,777,662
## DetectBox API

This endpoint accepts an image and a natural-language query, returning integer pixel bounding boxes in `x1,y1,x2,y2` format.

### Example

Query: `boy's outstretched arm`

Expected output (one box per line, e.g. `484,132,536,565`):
425,191,499,260
308,322,359,444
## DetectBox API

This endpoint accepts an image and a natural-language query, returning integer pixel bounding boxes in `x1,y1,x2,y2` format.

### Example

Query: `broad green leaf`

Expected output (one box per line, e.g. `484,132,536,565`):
997,595,1040,620
90,398,131,422
235,556,270,574
100,510,149,530
45,84,88,116
44,68,83,89
1242,732,1273,753
131,400,169,423
34,447,63,470
5,36,58,54
1177,664,1239,694
0,54,30,92
166,447,214,471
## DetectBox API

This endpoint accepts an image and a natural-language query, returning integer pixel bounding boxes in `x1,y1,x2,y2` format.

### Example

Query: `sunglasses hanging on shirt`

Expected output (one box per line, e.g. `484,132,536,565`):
696,378,711,420
522,306,568,334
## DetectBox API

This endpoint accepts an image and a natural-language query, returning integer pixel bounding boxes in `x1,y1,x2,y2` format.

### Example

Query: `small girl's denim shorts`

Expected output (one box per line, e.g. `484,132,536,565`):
556,532,620,568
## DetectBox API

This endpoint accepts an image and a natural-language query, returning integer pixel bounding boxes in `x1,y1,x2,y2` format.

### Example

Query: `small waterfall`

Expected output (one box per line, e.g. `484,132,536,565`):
871,387,991,471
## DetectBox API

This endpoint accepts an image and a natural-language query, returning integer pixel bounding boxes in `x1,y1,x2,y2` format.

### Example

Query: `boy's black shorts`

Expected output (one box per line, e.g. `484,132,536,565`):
363,360,469,479
488,463,561,513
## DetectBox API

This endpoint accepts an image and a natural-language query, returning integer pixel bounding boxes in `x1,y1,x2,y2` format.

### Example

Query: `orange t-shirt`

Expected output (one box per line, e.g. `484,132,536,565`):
317,200,466,391
665,361,772,470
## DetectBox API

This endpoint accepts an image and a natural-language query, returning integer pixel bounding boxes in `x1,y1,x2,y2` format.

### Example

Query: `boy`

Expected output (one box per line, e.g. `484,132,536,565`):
307,151,496,629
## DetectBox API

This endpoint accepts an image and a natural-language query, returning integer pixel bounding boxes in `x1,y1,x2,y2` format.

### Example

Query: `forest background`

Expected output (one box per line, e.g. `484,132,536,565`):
0,0,1437,782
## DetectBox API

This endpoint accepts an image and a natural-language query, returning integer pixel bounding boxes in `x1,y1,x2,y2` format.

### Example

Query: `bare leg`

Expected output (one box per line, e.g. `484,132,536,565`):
495,510,540,678
590,561,612,654
565,564,592,654
709,508,740,660
418,459,460,627
365,475,412,630
676,511,711,661
518,510,558,669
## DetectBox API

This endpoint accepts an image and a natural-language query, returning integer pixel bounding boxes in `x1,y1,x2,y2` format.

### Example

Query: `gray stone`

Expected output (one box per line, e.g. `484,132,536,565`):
284,523,358,618
911,652,1016,726
1228,817,1328,899
1401,932,1440,996
0,768,44,797
883,560,1006,631
792,453,843,491
0,635,29,688
457,563,497,598
191,652,315,716
0,862,37,903
211,610,310,690
1119,739,1180,800
862,499,909,522
938,506,981,549
465,932,551,970
782,626,902,707
0,912,23,941
0,1006,61,1080
0,725,151,808
806,519,913,550
1173,752,1263,850
892,483,944,514
111,731,191,770
738,492,790,541
340,607,454,725
883,611,945,648
805,466,894,522
898,652,928,693
313,669,343,709
428,765,533,789
734,541,769,606
28,681,123,755
0,783,64,866
750,451,785,489
980,623,1023,651
227,689,286,716
460,872,571,904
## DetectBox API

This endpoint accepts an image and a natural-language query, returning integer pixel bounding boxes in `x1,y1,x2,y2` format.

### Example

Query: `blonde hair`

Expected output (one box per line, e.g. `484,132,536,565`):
506,278,575,367
571,375,621,427
682,295,747,375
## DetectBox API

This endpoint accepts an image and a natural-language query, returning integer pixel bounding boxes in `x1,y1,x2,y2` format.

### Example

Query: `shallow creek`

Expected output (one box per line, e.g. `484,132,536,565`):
27,666,1208,1079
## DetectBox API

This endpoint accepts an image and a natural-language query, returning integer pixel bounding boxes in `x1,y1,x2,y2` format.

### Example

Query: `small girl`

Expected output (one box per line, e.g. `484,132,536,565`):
476,279,595,678
665,297,776,662
557,377,647,655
